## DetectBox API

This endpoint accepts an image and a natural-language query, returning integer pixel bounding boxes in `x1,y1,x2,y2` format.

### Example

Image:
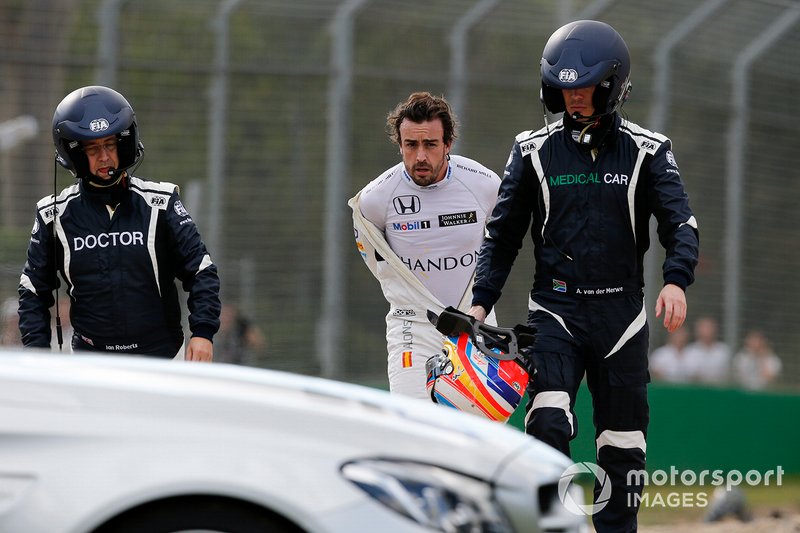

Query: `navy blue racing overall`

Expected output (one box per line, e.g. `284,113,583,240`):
472,112,699,531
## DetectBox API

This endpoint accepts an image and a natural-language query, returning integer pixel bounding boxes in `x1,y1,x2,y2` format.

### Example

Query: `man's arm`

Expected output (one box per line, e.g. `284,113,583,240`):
166,191,221,360
467,305,488,322
348,193,384,282
644,141,698,333
655,283,686,332
185,336,213,362
18,203,57,348
648,141,700,293
471,141,535,313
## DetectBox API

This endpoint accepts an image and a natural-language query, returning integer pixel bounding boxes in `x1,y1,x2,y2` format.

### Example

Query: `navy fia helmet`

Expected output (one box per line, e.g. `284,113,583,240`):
540,20,632,117
52,86,143,179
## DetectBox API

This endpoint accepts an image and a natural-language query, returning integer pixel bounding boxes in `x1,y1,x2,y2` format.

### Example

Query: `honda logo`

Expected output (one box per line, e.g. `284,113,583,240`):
393,195,421,215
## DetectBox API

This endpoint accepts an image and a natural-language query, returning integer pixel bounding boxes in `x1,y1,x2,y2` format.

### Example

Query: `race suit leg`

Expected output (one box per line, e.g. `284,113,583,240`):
585,296,650,533
385,312,444,400
524,293,649,532
523,304,586,458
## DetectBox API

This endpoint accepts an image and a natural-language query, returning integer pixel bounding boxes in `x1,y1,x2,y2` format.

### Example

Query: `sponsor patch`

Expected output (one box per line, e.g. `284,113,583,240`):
393,309,416,317
640,140,657,151
41,206,56,223
173,200,189,217
438,211,477,227
392,220,430,231
520,140,537,155
666,150,678,168
393,195,421,215
400,251,477,272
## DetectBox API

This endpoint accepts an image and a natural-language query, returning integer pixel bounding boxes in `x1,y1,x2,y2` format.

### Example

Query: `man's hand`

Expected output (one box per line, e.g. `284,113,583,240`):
185,337,213,362
467,305,488,322
655,284,687,333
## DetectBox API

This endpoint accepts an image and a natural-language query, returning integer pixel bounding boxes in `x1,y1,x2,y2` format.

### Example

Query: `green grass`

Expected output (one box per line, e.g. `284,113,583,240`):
568,474,800,526
636,474,800,525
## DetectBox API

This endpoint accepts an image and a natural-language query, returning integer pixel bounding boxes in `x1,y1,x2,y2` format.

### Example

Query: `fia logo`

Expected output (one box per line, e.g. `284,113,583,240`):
558,69,578,83
89,118,110,132
150,196,167,207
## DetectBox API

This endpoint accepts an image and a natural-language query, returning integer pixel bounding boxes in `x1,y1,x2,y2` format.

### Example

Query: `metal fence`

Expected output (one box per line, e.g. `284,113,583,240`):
1,0,799,390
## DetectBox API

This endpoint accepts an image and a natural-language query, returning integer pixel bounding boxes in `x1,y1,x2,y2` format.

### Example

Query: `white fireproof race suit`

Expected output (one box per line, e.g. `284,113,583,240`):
349,155,500,398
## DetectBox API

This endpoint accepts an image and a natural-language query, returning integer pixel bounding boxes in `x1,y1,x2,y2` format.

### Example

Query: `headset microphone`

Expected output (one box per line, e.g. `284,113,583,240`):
572,111,605,122
107,162,132,179
105,144,144,180
104,166,129,184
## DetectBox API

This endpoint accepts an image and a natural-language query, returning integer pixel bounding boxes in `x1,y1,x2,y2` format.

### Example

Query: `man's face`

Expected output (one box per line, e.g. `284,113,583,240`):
82,134,119,180
399,118,451,187
562,85,596,120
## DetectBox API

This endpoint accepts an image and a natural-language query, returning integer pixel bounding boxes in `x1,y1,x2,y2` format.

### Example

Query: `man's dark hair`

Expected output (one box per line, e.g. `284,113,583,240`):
386,92,458,146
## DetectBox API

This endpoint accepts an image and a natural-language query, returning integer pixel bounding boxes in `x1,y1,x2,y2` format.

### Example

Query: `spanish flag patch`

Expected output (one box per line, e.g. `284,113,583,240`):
402,351,413,368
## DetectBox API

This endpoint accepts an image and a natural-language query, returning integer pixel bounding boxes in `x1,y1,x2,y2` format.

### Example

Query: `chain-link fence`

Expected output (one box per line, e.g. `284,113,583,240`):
1,0,799,390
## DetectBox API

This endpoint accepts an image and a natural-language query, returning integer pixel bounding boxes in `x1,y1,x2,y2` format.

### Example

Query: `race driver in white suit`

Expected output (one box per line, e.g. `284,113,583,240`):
349,92,501,399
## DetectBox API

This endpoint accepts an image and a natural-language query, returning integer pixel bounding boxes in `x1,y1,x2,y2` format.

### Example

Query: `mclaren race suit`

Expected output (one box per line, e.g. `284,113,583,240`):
19,176,221,358
471,114,699,530
350,155,501,399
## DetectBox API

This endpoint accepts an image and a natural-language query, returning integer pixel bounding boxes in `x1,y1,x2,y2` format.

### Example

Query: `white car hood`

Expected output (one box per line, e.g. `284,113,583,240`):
0,352,577,533
0,352,569,479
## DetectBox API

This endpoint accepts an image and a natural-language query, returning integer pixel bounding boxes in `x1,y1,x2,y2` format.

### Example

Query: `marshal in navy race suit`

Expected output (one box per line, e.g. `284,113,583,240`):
470,20,699,533
19,176,220,358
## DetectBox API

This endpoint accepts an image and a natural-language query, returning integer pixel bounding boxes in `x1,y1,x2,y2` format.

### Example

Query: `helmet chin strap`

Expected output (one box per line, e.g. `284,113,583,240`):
565,111,603,144
86,172,124,188
577,117,601,144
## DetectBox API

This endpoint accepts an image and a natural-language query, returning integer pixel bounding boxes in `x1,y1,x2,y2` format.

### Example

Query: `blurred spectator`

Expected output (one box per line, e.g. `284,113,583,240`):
733,329,781,390
214,304,266,365
683,316,731,385
649,327,694,383
1,297,22,347
2,297,73,350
